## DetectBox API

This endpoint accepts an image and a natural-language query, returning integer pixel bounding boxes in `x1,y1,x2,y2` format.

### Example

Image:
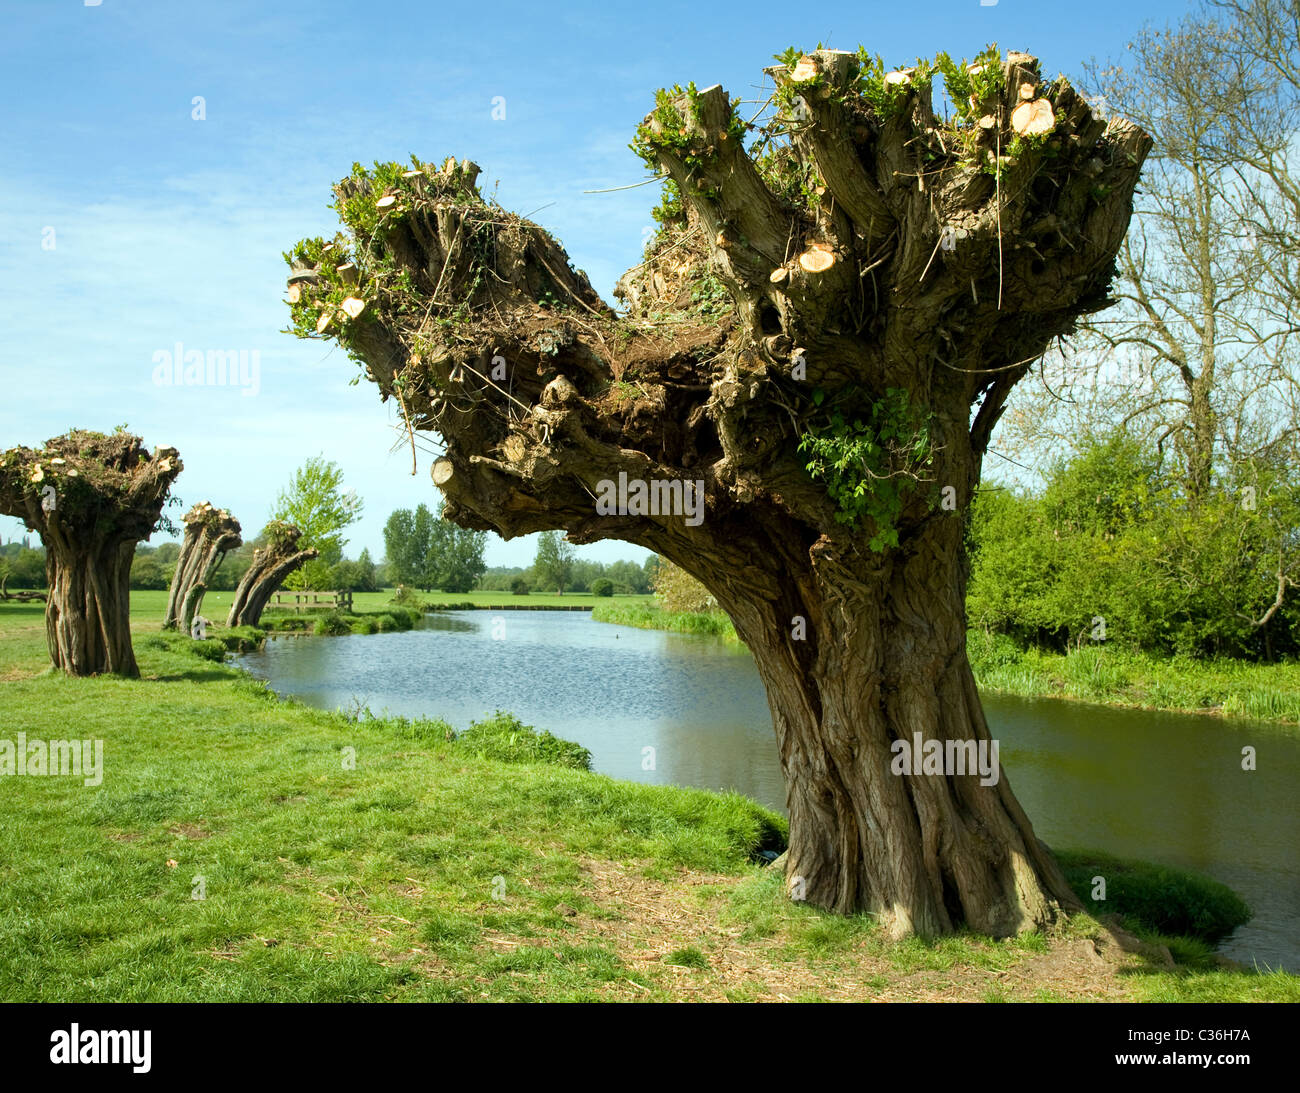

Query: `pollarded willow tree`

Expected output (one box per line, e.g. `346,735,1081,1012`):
285,46,1150,937
225,521,318,628
0,431,182,677
164,502,243,633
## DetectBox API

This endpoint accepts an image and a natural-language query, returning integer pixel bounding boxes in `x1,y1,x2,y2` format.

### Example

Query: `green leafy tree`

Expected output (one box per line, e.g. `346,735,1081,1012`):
0,543,48,588
968,432,1300,658
328,548,379,592
569,559,601,593
129,548,168,591
608,558,652,594
533,531,575,594
272,457,363,589
426,508,487,592
410,504,437,589
382,508,419,587
478,565,525,592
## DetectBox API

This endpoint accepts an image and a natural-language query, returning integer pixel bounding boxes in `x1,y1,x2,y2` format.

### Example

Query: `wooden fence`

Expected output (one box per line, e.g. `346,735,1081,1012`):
270,589,353,612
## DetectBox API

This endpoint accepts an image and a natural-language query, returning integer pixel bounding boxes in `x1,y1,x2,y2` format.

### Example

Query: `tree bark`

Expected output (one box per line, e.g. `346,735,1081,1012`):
226,522,318,628
43,537,139,676
164,502,242,632
0,432,182,677
714,514,1079,936
286,48,1149,935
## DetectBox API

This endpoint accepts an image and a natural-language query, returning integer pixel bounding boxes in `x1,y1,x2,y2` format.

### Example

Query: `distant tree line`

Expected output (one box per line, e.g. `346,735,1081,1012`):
126,536,381,593
480,550,658,595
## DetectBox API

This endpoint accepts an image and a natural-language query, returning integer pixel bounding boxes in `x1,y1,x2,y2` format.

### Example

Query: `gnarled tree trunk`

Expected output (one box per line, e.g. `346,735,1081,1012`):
285,47,1149,936
0,432,182,677
718,505,1075,935
226,522,318,627
164,502,242,632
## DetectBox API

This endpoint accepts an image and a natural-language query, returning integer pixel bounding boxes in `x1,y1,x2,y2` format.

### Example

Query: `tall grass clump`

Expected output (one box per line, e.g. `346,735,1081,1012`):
1056,849,1251,943
450,711,593,770
591,603,739,642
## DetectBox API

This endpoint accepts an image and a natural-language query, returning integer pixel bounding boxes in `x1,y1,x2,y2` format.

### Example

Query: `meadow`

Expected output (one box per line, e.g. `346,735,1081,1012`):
0,594,1294,1001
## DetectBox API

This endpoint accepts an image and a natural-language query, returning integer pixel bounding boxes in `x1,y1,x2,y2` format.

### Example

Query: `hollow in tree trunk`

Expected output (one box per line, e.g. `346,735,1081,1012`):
284,47,1150,935
0,431,182,677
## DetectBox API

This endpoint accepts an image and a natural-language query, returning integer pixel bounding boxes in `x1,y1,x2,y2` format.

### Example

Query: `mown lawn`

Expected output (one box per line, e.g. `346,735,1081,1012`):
0,601,1295,1001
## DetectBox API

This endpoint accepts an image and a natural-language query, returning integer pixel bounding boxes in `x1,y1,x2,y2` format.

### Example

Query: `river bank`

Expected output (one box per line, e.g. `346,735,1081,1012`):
1,601,1294,1000
590,604,1300,726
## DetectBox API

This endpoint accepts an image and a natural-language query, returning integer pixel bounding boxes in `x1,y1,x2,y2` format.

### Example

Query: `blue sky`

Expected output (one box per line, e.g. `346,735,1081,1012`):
0,0,1190,567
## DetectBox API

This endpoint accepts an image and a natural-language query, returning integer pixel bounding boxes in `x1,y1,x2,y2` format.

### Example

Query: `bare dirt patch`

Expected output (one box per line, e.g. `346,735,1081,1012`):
169,823,211,840
510,857,1143,1002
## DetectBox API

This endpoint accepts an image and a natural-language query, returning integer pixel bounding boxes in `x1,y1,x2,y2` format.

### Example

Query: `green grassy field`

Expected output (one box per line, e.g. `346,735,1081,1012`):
591,602,740,639
966,631,1300,725
0,595,1295,1001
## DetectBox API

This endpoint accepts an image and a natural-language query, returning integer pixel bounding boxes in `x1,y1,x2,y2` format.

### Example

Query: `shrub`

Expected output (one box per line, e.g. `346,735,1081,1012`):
966,630,1024,672
314,612,352,636
390,584,419,606
449,711,591,770
389,606,422,628
591,578,614,597
510,577,530,595
375,613,400,632
1056,849,1252,943
652,557,718,612
186,638,225,662
216,627,266,653
967,434,1300,659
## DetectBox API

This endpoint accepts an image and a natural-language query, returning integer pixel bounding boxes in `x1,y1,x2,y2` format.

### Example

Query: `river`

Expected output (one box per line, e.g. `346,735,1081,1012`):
236,609,1300,970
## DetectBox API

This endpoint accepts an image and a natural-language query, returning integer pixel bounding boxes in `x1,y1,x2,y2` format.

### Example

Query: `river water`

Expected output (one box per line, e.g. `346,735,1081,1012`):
236,609,1299,970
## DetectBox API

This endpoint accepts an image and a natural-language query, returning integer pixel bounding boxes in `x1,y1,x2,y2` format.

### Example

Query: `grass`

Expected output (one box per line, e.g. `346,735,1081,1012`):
0,624,786,1001
590,602,739,641
1,596,1295,1001
967,630,1300,725
449,711,594,770
716,867,1297,1001
663,946,710,970
1056,849,1252,943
